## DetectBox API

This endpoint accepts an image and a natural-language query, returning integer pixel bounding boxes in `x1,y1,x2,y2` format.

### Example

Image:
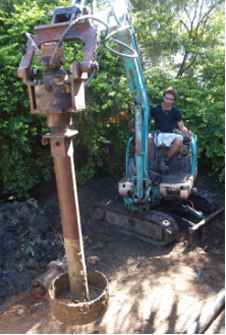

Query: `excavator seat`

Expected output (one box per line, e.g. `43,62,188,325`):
155,134,194,200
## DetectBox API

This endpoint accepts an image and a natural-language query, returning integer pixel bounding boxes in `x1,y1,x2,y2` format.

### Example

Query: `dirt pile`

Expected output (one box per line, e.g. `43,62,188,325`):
0,199,63,304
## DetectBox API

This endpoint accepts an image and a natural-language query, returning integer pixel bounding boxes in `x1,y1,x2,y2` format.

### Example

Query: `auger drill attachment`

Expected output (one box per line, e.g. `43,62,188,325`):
18,2,108,324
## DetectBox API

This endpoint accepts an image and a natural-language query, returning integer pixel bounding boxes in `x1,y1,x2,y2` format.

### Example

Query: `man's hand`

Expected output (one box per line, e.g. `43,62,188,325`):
177,121,192,138
184,129,192,139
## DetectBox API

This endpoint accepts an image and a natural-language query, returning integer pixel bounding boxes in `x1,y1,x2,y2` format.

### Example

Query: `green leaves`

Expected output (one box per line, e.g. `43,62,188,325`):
0,0,54,198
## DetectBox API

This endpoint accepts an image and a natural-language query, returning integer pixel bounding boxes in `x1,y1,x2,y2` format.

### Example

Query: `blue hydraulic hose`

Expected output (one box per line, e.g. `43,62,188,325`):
191,134,198,176
125,136,134,177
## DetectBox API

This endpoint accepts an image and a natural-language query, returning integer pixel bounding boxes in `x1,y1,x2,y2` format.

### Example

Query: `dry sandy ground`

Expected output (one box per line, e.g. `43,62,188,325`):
0,177,224,334
0,237,224,334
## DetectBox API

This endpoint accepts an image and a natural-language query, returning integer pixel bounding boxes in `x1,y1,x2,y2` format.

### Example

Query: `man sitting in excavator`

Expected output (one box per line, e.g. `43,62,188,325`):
149,87,192,173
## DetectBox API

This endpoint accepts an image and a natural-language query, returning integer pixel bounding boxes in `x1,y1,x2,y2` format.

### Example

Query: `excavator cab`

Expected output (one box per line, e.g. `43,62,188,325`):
121,130,198,205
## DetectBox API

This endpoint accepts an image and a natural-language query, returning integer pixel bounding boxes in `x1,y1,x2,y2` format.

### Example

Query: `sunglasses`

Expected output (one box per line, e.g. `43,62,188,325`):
164,96,175,101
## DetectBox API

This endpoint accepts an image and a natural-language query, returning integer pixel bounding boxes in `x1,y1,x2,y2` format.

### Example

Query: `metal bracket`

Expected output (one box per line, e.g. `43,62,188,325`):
42,129,78,157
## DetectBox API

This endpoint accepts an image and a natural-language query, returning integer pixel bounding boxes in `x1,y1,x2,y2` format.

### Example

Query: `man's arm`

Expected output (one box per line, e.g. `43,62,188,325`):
177,120,192,137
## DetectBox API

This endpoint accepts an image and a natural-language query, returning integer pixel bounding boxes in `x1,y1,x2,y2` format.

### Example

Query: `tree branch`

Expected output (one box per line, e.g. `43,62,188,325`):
181,54,198,74
176,50,189,78
179,19,190,33
190,0,200,31
198,0,205,23
184,5,193,26
196,2,218,32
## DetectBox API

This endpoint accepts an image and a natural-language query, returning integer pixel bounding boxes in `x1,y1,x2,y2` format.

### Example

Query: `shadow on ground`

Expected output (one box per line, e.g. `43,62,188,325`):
0,176,224,333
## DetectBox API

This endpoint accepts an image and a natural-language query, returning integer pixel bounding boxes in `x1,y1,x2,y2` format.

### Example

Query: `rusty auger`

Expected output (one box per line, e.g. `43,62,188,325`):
18,3,108,324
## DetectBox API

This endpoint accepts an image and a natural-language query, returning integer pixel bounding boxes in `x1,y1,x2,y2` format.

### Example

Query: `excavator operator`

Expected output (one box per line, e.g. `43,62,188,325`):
149,87,192,173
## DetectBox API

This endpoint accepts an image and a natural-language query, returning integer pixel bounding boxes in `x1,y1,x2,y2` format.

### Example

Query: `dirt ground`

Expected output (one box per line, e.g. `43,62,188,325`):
0,176,224,334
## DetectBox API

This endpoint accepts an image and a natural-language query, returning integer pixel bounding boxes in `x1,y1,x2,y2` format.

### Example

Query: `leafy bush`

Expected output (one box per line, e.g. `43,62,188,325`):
0,1,54,197
74,49,131,181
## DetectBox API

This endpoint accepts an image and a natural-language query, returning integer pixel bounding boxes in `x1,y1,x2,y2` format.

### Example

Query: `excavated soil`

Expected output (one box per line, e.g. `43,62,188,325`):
0,175,224,334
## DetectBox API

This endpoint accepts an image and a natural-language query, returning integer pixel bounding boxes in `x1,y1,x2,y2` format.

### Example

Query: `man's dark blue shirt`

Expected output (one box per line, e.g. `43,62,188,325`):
152,104,182,133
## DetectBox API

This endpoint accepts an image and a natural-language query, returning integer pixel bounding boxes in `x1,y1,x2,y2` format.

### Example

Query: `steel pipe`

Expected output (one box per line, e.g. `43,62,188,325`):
50,130,89,301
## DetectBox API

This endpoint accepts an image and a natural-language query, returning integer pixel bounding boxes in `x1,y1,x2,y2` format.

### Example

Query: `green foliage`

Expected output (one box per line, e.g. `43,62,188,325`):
132,0,224,76
0,1,54,197
74,48,131,181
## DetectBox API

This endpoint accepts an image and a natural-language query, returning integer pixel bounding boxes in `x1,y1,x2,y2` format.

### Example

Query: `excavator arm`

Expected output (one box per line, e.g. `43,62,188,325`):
90,0,153,208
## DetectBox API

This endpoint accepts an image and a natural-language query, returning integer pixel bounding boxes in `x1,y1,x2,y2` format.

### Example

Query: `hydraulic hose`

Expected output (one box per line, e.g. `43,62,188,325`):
50,14,110,65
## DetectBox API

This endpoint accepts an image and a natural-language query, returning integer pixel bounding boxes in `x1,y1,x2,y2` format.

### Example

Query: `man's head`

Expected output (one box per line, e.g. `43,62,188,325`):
162,87,177,109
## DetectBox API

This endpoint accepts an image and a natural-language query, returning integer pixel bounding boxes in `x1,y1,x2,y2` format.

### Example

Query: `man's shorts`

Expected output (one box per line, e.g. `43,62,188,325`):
149,133,183,147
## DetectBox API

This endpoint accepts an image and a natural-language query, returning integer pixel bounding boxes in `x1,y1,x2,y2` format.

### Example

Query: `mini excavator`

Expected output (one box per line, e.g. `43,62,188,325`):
19,0,220,247
88,0,215,245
